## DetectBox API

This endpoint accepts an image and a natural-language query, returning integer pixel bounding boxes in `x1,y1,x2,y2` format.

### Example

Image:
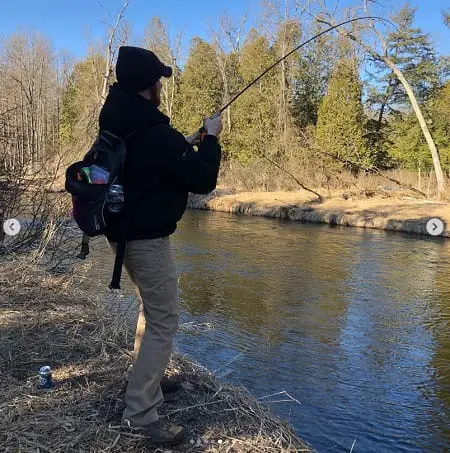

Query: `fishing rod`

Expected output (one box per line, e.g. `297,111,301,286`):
199,16,389,135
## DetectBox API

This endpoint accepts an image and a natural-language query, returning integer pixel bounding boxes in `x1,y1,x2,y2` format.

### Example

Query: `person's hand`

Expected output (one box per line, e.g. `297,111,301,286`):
185,130,201,146
204,115,222,137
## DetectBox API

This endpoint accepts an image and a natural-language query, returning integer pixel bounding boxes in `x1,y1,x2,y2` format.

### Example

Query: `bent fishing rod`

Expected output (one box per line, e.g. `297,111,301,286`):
200,15,390,133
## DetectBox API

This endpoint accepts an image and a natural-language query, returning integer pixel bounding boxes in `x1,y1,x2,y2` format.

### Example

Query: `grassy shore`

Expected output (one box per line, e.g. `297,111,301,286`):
0,260,312,453
188,189,450,238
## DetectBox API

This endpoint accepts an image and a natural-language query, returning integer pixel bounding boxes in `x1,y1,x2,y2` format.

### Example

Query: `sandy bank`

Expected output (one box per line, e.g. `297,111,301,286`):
188,190,450,238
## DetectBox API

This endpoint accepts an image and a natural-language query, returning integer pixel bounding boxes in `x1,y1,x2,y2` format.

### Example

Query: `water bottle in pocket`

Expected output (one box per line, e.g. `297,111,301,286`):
107,184,124,213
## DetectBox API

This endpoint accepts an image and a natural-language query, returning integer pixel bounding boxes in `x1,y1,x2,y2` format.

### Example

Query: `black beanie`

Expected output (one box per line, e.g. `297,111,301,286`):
116,46,172,93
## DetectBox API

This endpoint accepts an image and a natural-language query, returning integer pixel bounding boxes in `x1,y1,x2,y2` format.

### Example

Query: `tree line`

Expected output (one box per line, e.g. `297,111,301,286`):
1,1,449,197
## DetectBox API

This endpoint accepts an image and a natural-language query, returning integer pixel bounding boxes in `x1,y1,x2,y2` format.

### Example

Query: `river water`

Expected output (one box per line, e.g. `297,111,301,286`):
86,210,450,453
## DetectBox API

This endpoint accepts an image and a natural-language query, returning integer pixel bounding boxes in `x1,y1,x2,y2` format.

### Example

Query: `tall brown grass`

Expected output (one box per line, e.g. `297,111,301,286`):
218,159,448,199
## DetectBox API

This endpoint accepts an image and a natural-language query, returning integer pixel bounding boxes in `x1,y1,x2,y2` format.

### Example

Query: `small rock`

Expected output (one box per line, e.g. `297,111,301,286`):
189,439,195,445
217,439,223,444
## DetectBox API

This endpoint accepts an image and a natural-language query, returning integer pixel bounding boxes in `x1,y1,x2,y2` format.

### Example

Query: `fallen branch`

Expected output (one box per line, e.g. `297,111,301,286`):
313,148,427,197
261,154,323,202
298,131,427,198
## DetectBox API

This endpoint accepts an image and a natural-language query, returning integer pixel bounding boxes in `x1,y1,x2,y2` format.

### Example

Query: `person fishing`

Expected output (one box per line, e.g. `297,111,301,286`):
99,46,222,445
64,16,382,448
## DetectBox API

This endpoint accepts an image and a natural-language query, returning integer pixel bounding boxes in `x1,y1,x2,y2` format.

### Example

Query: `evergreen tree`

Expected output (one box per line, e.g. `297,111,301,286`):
60,54,105,149
443,9,450,28
292,23,335,129
316,58,371,166
217,51,243,156
387,112,431,170
60,78,77,146
227,30,279,163
368,5,438,127
365,5,439,168
430,81,450,171
272,20,301,147
387,5,438,105
387,81,450,173
172,38,223,135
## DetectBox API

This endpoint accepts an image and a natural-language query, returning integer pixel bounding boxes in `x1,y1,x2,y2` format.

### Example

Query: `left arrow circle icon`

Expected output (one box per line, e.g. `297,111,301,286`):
3,219,21,236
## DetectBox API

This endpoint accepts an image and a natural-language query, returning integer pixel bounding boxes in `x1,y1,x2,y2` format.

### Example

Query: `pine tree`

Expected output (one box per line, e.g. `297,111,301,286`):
386,5,438,105
427,82,450,171
368,5,438,133
272,20,301,146
387,112,431,170
172,38,223,135
387,82,450,173
291,22,335,129
228,30,279,163
443,9,450,28
217,51,243,155
316,58,370,166
60,54,105,150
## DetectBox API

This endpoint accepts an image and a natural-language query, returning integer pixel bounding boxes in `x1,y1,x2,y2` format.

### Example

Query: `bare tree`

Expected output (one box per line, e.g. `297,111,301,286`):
298,0,446,196
208,11,248,134
70,1,131,259
0,32,59,169
254,0,304,156
101,0,131,104
0,31,69,257
143,17,183,118
63,52,106,149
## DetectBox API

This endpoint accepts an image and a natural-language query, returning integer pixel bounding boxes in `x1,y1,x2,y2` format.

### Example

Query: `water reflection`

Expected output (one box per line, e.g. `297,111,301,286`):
87,211,450,453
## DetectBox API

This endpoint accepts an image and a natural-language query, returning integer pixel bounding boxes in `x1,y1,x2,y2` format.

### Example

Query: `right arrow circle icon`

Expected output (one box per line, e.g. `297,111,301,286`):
426,218,445,236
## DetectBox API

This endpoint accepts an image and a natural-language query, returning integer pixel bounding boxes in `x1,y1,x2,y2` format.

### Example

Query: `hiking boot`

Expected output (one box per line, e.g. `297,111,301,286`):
160,375,183,394
125,365,183,394
123,419,187,446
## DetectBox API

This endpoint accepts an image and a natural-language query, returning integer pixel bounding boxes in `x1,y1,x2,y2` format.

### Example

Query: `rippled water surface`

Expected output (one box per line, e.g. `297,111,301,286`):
87,210,450,452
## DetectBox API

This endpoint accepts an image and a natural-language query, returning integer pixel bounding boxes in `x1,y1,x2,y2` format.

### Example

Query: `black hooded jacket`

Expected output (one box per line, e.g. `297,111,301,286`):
99,84,221,242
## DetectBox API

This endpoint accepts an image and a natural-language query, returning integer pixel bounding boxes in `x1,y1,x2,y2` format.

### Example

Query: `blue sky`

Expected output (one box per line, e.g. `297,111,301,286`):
2,0,449,59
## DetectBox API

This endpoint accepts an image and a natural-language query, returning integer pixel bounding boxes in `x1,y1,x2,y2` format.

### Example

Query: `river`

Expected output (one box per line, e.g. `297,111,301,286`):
86,210,450,453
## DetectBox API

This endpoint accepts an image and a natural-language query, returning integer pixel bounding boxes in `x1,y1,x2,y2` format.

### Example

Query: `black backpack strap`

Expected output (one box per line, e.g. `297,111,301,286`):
108,130,138,290
107,123,161,290
109,237,126,290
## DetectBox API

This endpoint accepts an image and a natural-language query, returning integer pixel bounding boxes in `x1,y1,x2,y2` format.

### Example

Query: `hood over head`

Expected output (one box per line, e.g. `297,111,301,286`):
99,83,170,136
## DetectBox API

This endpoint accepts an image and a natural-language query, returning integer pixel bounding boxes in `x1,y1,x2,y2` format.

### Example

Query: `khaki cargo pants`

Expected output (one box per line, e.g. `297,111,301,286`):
109,237,179,426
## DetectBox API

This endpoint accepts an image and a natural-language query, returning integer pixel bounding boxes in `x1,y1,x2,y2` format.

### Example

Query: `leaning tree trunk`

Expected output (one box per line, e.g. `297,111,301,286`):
327,23,447,197
383,57,446,196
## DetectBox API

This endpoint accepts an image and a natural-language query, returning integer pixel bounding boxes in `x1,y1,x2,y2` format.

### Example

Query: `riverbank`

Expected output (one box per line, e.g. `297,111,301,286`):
0,261,311,453
188,190,450,238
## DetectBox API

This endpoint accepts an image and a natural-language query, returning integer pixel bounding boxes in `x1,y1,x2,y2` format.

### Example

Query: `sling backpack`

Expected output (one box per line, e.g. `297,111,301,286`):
65,130,133,290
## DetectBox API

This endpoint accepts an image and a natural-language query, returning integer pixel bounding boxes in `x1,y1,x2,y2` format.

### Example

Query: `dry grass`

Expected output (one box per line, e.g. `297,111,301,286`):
219,159,449,200
0,260,312,453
